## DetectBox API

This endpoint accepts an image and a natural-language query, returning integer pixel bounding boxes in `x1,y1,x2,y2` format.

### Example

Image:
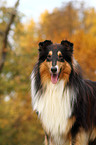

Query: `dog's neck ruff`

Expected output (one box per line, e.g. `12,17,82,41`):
31,71,75,145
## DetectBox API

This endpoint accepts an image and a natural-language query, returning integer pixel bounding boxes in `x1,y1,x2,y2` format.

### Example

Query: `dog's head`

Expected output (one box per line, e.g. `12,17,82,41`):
38,40,73,85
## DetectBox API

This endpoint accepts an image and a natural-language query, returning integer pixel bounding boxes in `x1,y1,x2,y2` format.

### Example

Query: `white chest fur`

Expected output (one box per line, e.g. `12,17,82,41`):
31,72,73,139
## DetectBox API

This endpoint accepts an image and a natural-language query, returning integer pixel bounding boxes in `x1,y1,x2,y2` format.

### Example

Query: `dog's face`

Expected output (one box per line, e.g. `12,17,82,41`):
39,40,73,85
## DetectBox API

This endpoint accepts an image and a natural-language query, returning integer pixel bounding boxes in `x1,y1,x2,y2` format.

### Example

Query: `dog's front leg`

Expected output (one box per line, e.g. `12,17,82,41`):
44,132,51,145
45,134,49,145
44,134,55,145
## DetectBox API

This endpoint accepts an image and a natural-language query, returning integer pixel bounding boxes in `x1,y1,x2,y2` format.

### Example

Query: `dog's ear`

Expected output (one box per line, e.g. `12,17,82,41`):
38,40,53,61
39,40,53,51
61,40,73,53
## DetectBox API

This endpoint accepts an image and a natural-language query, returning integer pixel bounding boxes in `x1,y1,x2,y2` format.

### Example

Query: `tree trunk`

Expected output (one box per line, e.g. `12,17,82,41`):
0,0,20,72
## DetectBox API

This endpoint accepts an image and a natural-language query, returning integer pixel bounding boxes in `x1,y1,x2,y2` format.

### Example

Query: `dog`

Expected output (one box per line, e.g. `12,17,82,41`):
31,40,96,145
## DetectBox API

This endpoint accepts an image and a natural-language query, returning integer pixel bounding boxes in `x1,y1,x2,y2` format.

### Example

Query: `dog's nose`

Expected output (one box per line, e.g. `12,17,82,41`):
51,67,57,73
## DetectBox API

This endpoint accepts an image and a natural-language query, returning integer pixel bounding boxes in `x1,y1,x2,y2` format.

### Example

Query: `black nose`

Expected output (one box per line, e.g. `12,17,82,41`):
51,67,57,73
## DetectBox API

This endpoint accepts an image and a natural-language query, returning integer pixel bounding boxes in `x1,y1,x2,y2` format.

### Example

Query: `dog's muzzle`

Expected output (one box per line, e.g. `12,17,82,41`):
51,66,58,84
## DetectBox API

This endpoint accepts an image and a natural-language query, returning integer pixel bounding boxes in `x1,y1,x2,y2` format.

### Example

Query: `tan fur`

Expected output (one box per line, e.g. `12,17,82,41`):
74,128,89,145
90,128,96,141
48,51,52,56
58,61,71,83
45,135,48,145
40,60,71,83
40,60,51,86
57,51,62,56
65,116,76,136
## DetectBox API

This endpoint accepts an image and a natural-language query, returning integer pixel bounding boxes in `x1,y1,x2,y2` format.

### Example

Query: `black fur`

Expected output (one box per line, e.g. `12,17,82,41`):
38,40,53,62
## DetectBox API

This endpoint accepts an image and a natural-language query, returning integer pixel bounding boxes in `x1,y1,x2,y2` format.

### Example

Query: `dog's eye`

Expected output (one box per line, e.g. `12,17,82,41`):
47,55,51,58
47,55,52,61
58,55,64,61
58,55,63,59
59,55,63,58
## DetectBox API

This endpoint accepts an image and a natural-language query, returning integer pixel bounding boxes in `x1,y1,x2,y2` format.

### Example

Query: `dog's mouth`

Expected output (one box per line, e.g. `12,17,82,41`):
50,67,62,84
51,73,58,84
51,68,62,84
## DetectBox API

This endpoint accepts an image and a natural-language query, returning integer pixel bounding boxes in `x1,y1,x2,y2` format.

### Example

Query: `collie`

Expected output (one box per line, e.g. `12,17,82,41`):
31,40,96,145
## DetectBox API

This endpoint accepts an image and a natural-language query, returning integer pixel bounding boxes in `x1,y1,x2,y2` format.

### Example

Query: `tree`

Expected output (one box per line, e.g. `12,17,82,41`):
0,2,44,144
83,8,96,36
13,19,38,54
39,2,80,42
0,0,20,72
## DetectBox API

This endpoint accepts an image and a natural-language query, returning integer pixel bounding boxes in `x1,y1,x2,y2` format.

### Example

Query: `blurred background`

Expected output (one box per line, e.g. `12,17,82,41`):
0,0,96,145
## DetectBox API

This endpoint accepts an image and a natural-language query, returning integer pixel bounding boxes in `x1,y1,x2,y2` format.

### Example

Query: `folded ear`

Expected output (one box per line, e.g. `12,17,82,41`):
61,40,73,53
39,40,53,51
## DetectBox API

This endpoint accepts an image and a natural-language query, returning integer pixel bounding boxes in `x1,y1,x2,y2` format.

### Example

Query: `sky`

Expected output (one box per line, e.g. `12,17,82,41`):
5,0,96,22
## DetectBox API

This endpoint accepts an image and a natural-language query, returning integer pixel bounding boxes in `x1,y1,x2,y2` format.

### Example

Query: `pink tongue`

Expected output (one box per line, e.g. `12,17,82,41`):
51,74,58,84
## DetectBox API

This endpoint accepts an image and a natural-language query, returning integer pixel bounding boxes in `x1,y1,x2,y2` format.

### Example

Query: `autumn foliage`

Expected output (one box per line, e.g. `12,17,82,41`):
0,1,96,145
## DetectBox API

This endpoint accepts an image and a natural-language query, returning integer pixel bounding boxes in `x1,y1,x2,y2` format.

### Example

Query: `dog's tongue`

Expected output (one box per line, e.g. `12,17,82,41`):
51,74,58,84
